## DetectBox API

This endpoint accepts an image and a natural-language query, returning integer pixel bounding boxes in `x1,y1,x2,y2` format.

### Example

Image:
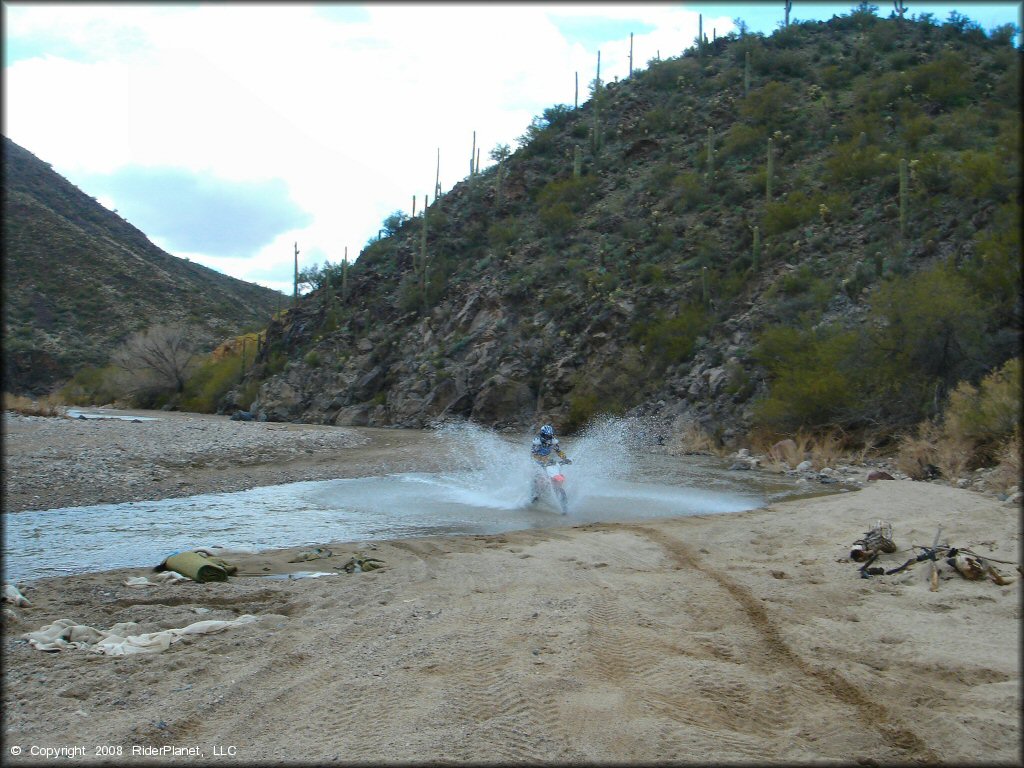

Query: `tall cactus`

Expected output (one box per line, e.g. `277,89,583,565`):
419,195,428,313
293,241,299,308
744,50,751,95
705,126,715,188
752,226,761,274
784,0,792,27
899,157,908,238
591,50,603,153
701,266,709,305
766,137,775,202
573,145,582,178
342,247,349,302
434,148,441,201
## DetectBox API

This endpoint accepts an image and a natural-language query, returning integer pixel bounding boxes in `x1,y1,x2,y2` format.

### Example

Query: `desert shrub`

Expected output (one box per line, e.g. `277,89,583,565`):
965,202,1021,326
989,429,1022,493
942,358,1021,463
721,123,764,158
638,263,667,285
59,365,124,406
668,171,706,212
819,64,851,91
751,324,862,431
538,203,574,237
738,81,797,128
180,354,243,414
951,149,1012,201
898,113,934,152
908,52,973,110
865,264,989,421
763,191,819,235
3,392,65,416
825,138,899,184
640,106,673,134
630,303,708,369
910,151,952,195
895,421,959,479
304,350,321,368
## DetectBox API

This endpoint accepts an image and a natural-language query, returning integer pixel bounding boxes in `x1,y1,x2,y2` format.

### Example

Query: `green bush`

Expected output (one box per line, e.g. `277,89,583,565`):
866,263,989,417
909,52,973,110
738,81,797,128
763,191,819,235
951,149,1011,201
538,203,575,237
751,324,862,430
825,138,898,184
180,354,243,413
943,357,1021,459
721,123,764,158
630,303,708,369
59,365,124,406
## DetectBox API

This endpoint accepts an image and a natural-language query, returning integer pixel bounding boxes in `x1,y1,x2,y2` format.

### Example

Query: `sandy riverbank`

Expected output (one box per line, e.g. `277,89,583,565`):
3,408,1022,763
3,470,1020,762
1,409,449,513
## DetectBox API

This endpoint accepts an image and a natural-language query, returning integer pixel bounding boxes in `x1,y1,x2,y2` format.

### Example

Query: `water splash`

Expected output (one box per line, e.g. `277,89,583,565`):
3,420,821,583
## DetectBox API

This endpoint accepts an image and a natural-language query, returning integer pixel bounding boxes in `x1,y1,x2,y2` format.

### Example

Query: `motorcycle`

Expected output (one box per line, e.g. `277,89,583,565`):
532,460,571,514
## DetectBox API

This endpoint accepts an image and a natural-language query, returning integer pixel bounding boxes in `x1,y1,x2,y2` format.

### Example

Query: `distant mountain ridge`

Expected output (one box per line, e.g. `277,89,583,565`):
2,136,283,394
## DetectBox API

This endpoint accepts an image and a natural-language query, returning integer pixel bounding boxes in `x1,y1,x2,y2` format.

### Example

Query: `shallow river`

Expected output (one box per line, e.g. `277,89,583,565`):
3,421,838,583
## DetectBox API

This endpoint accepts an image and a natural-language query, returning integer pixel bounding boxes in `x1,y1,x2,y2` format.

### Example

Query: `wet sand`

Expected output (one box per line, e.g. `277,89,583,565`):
2,410,1021,764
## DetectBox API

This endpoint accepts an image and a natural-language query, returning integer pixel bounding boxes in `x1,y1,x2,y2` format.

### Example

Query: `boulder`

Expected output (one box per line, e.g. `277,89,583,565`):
867,470,894,481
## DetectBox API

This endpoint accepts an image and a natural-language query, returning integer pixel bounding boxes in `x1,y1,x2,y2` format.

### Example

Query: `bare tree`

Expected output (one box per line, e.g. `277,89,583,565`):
112,323,198,396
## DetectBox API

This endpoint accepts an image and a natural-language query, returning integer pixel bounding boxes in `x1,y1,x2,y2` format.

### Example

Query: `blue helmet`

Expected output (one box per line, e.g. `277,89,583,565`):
540,424,554,439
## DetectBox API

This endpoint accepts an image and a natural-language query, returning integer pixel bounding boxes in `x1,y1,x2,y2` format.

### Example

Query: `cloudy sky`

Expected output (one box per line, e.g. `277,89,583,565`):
4,2,1020,294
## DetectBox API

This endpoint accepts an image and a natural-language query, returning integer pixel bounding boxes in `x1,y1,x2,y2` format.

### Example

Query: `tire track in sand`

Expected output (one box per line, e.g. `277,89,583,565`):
622,523,940,762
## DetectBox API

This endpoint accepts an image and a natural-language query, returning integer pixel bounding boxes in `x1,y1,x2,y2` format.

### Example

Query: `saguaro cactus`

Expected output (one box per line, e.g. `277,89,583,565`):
573,145,582,178
784,0,792,27
434,148,441,201
629,33,634,77
342,246,349,302
591,50,603,153
470,131,477,177
706,126,715,186
766,138,775,202
701,266,709,305
744,50,751,95
419,195,428,312
899,157,909,238
752,226,761,273
293,242,299,307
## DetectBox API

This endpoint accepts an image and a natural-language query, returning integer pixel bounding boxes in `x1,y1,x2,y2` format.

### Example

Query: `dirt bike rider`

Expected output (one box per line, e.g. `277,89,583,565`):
530,424,571,505
531,424,570,467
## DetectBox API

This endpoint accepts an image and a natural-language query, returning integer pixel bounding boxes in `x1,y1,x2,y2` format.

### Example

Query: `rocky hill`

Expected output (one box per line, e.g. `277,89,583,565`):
236,11,1020,444
2,136,284,394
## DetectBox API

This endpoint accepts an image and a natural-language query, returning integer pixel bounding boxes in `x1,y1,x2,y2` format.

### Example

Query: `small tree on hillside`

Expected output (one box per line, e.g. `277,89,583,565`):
112,323,199,401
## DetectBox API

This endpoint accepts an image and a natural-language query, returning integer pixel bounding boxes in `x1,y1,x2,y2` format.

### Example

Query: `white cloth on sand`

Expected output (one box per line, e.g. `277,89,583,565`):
4,583,31,607
23,614,259,655
122,572,189,588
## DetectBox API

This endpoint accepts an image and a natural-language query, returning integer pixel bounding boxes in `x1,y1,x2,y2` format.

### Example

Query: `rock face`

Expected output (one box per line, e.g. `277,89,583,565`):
232,18,1013,440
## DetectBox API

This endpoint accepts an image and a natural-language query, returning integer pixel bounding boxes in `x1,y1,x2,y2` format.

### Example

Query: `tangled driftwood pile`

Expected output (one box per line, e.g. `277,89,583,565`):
848,521,1015,589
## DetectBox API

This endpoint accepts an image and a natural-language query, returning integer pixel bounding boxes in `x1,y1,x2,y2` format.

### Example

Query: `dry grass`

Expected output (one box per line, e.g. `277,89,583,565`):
671,421,727,456
989,429,1022,494
3,392,65,417
809,429,846,470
